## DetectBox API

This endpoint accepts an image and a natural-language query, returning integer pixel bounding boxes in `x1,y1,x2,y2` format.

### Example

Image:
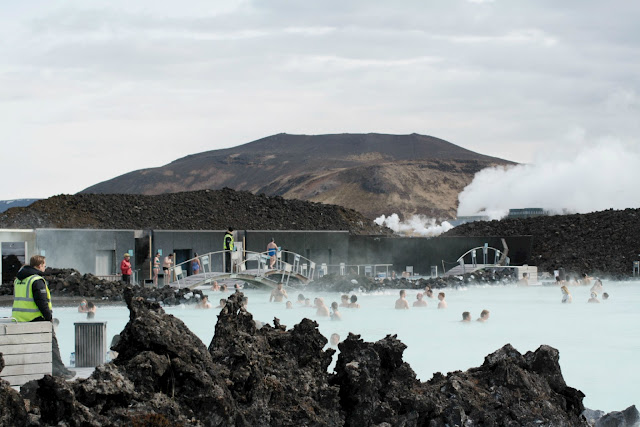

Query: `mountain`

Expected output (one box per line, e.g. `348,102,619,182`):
0,199,39,213
81,133,515,219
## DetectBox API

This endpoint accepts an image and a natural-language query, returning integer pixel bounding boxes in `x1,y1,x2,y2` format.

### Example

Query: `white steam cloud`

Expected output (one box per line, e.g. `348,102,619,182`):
375,214,453,237
457,136,640,218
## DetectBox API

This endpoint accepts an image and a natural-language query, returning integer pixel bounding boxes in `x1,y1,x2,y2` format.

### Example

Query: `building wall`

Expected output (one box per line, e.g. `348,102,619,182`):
1,228,534,281
348,235,533,276
0,229,37,282
34,229,136,276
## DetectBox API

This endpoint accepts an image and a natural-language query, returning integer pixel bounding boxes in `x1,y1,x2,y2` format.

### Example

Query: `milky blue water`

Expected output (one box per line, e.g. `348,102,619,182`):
2,281,638,413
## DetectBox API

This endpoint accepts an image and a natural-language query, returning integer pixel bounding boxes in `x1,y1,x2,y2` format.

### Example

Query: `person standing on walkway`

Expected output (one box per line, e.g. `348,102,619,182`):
162,254,173,285
152,252,161,286
12,255,75,379
224,227,234,273
267,238,278,269
120,253,132,284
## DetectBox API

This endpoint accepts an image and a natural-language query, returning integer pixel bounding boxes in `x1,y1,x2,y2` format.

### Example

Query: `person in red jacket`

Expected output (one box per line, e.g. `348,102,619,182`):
120,253,132,284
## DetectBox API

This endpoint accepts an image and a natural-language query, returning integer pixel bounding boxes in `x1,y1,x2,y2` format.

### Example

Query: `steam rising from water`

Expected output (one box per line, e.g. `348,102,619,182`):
375,214,453,237
458,138,640,218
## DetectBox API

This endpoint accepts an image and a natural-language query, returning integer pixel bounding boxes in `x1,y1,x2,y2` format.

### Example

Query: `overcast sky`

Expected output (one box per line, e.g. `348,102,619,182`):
1,0,639,201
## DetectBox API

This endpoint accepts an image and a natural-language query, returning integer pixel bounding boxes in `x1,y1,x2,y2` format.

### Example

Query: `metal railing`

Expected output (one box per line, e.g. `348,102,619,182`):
165,249,317,286
321,263,393,278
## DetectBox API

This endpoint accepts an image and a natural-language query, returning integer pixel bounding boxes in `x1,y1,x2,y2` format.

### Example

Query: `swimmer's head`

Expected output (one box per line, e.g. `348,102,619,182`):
560,285,569,294
350,295,358,303
330,333,340,346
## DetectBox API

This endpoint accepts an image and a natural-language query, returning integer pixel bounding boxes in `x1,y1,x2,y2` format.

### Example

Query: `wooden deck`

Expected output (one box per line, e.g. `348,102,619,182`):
0,321,52,386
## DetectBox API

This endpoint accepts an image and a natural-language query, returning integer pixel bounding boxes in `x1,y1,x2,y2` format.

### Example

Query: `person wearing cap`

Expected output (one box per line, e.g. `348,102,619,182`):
120,253,132,284
224,227,234,273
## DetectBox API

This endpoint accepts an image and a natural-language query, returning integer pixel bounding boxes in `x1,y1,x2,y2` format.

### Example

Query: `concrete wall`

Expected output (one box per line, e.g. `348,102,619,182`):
348,235,533,276
34,229,136,275
1,228,534,281
0,229,37,282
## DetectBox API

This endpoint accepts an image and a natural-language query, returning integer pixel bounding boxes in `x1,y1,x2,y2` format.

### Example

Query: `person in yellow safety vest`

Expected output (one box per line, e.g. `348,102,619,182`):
13,255,76,379
224,227,234,273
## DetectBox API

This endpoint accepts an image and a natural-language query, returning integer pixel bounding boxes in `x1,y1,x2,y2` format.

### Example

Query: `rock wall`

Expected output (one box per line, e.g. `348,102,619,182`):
444,208,640,277
0,290,598,426
0,267,204,306
0,188,391,235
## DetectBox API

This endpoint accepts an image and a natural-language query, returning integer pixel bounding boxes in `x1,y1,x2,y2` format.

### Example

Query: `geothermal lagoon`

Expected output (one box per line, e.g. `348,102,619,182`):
2,281,638,413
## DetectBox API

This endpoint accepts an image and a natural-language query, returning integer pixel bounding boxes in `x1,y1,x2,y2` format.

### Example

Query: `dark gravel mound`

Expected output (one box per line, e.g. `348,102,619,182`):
0,267,204,306
2,291,592,425
0,187,392,235
444,208,640,277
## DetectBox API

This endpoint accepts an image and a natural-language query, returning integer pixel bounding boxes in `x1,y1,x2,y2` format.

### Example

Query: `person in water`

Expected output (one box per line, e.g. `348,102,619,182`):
588,292,600,303
590,279,604,295
339,294,350,307
78,299,89,313
210,280,220,291
395,290,410,310
297,293,306,305
315,298,330,317
196,295,211,309
329,333,340,347
330,302,342,321
561,285,572,303
425,288,435,299
286,301,293,309
348,295,360,308
602,292,609,300
269,282,288,302
518,273,529,286
215,299,226,309
477,309,490,322
437,292,448,309
461,311,471,322
413,292,427,307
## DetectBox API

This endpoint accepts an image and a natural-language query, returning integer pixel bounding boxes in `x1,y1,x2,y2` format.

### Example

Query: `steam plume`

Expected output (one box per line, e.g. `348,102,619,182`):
457,138,640,218
375,214,453,237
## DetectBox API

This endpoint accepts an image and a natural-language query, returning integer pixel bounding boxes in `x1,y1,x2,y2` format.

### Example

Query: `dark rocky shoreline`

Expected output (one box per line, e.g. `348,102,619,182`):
0,290,602,426
0,267,205,307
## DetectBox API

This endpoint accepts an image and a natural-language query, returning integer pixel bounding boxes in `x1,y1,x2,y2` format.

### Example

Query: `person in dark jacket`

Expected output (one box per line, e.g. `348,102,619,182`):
223,227,234,273
13,255,75,379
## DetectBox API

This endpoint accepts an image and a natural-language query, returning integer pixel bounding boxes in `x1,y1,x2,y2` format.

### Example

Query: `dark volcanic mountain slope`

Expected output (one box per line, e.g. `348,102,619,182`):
0,188,391,235
81,133,514,219
443,208,640,277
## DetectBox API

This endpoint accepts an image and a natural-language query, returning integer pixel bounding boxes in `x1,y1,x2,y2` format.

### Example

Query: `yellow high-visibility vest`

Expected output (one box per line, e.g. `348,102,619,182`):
224,232,234,251
12,274,51,322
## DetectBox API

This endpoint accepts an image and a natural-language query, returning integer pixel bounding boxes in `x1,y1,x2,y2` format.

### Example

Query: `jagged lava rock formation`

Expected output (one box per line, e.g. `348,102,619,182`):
0,291,592,426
